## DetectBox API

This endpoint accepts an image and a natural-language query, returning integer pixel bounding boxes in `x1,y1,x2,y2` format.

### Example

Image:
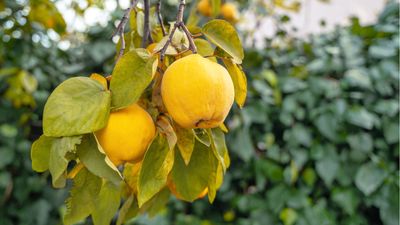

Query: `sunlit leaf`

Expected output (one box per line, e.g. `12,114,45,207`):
175,125,195,165
110,49,157,110
31,135,53,172
43,77,111,137
194,38,217,62
202,19,244,64
49,136,82,188
222,59,247,108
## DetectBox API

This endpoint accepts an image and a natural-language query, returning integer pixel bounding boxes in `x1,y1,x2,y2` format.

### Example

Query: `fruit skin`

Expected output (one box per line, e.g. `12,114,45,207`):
197,0,212,17
161,54,234,129
95,104,156,166
221,3,239,23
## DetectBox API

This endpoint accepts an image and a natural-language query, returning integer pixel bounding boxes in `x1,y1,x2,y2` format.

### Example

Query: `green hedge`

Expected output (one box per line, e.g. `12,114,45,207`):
163,2,399,225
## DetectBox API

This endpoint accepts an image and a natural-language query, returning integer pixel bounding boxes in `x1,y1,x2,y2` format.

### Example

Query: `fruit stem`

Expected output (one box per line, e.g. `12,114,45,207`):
156,0,167,36
67,162,84,179
113,0,139,63
160,0,198,61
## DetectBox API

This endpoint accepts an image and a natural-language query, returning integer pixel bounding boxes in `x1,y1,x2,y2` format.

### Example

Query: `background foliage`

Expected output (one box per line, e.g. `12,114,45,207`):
0,0,399,225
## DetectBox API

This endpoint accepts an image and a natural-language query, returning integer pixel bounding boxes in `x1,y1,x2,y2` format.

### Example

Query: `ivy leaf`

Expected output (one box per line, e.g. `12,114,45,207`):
64,168,102,225
222,59,247,108
76,134,122,185
137,135,174,207
92,181,121,225
175,126,195,165
49,136,82,188
355,162,386,196
171,141,217,202
110,49,157,110
202,19,244,64
31,135,53,172
43,77,111,137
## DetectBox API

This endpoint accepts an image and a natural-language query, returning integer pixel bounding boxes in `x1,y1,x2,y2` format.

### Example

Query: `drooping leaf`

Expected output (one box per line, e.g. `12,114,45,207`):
202,19,244,64
92,181,121,225
137,135,174,207
64,168,102,225
171,141,218,202
117,195,138,225
139,187,170,217
222,59,247,108
123,162,142,194
156,116,177,150
49,136,82,188
31,135,54,172
110,49,157,110
194,129,211,147
76,134,122,185
43,77,111,137
209,128,229,172
175,126,195,165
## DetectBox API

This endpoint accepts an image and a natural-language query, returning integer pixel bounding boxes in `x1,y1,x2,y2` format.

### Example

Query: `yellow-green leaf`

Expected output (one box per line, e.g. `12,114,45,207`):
49,136,82,188
64,168,101,225
211,0,221,17
175,126,195,165
76,134,122,185
116,195,138,225
92,181,121,225
202,19,244,64
29,0,66,34
110,49,157,110
31,135,54,172
137,135,174,207
222,59,247,108
43,77,111,137
209,128,229,172
171,141,218,202
139,187,170,217
194,38,217,62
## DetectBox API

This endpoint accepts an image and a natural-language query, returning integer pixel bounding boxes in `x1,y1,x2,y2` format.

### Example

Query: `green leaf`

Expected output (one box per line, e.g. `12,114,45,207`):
222,58,247,108
355,162,386,196
346,133,373,153
43,77,111,137
211,0,221,17
207,154,221,203
31,135,53,172
194,129,211,147
346,107,375,130
117,195,138,225
194,38,217,62
175,126,195,165
137,135,173,207
171,141,218,202
136,11,144,37
76,134,122,185
280,208,298,225
110,49,157,110
139,187,170,217
49,136,82,188
29,0,66,34
202,19,244,64
209,128,229,172
64,168,102,225
315,147,339,187
332,188,360,215
92,181,121,225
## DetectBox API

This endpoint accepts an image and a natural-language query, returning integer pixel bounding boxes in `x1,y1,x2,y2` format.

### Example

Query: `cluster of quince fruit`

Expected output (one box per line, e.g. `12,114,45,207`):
197,0,240,23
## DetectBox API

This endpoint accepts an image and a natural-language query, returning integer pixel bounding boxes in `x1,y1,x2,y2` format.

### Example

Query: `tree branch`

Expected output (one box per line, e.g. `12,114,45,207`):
156,0,167,36
159,0,197,61
141,0,153,47
113,0,139,62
